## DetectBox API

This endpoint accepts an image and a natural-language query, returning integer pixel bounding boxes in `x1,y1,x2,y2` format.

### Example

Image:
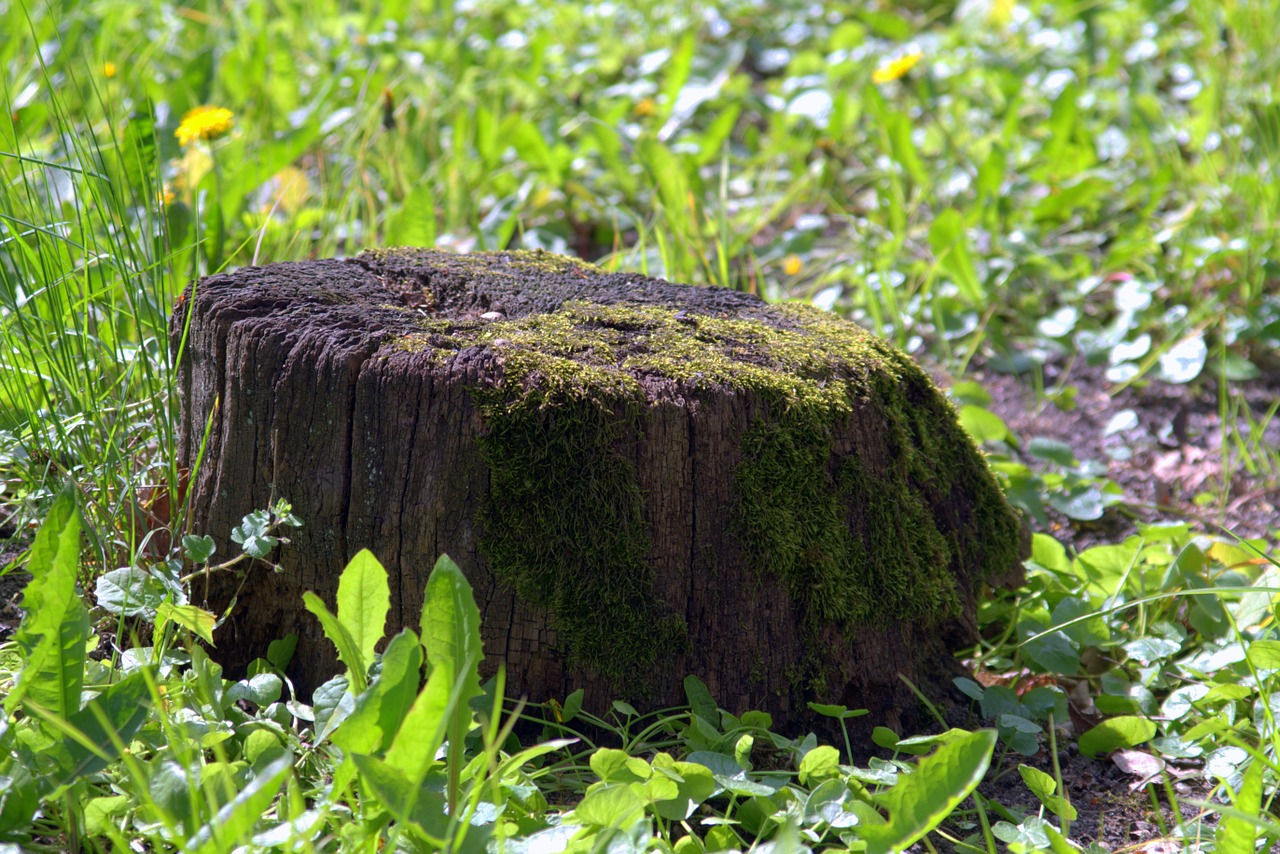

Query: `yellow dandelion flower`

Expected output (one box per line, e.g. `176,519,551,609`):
782,254,804,276
175,105,234,146
103,61,117,79
989,0,1017,26
872,50,923,85
157,186,175,207
633,97,657,118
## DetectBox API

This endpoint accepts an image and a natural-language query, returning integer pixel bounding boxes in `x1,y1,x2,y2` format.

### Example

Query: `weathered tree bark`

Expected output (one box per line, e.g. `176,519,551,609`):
173,248,1025,732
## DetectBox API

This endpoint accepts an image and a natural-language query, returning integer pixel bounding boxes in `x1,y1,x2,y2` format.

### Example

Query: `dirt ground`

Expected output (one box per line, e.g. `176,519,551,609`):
969,358,1280,543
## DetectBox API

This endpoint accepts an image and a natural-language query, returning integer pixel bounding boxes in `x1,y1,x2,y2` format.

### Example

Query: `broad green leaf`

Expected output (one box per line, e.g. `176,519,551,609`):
186,754,293,854
686,751,780,796
1021,687,1068,723
312,675,352,742
1021,630,1079,675
351,753,417,819
684,675,718,723
509,119,563,185
156,602,217,646
1044,794,1077,822
19,599,89,727
804,778,860,829
421,554,483,814
1052,597,1110,647
183,534,216,563
83,794,130,837
267,635,298,671
1030,533,1070,573
95,566,181,617
1078,717,1157,757
385,664,455,784
978,685,1021,719
1048,484,1119,521
561,687,584,723
1246,639,1280,670
54,672,152,785
872,727,901,750
9,488,84,716
332,629,424,755
1017,764,1057,802
640,773,680,805
798,745,840,785
573,783,647,828
994,816,1053,848
650,754,717,821
147,758,194,830
0,765,42,833
1124,637,1181,663
591,748,651,784
808,702,868,720
863,729,997,854
1026,437,1076,466
303,591,368,693
420,554,482,706
958,405,1008,443
336,549,391,678
734,734,754,769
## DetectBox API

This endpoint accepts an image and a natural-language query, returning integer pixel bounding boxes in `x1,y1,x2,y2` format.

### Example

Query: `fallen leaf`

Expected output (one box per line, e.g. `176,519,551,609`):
1112,749,1165,790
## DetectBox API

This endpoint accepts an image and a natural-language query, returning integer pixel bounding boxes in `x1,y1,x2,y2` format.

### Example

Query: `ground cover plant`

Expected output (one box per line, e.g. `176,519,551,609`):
1,0,1279,850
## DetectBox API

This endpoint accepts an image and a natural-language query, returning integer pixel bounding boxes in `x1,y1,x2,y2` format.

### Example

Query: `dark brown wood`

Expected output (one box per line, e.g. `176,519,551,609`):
172,248,1026,732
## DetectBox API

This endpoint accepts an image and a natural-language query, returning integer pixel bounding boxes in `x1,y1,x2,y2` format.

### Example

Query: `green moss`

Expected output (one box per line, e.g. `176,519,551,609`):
474,381,686,682
369,246,602,280
388,283,1020,685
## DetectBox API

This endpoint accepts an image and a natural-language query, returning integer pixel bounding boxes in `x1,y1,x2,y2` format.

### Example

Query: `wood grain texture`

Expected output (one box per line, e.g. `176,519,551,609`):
172,248,1026,732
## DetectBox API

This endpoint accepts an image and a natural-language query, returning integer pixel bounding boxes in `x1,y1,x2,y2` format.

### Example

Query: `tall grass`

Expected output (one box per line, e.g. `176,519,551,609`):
0,87,186,568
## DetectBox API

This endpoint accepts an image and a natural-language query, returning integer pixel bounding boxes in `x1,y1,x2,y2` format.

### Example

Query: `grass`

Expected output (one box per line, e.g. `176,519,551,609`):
2,0,1280,850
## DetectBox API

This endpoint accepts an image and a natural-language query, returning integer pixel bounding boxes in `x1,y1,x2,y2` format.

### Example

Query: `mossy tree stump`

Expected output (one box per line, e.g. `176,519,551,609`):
174,248,1025,731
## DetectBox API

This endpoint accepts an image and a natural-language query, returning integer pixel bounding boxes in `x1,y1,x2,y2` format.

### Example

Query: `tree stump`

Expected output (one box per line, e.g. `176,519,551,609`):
173,248,1026,731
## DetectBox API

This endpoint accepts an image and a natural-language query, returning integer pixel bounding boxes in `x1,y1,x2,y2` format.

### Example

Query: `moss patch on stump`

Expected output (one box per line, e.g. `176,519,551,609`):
374,248,1022,685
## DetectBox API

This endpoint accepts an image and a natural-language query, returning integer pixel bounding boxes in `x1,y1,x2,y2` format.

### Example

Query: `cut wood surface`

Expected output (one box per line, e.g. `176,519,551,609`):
173,248,1026,731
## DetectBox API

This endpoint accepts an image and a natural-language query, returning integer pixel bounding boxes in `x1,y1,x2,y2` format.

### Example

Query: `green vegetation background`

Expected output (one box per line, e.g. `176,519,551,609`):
2,0,1279,850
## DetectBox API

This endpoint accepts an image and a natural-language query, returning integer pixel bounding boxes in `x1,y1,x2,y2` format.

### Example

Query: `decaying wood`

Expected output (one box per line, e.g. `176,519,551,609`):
173,248,1026,732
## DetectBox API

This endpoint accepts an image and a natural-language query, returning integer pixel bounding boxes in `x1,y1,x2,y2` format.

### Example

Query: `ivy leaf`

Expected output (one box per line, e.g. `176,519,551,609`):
182,534,216,563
